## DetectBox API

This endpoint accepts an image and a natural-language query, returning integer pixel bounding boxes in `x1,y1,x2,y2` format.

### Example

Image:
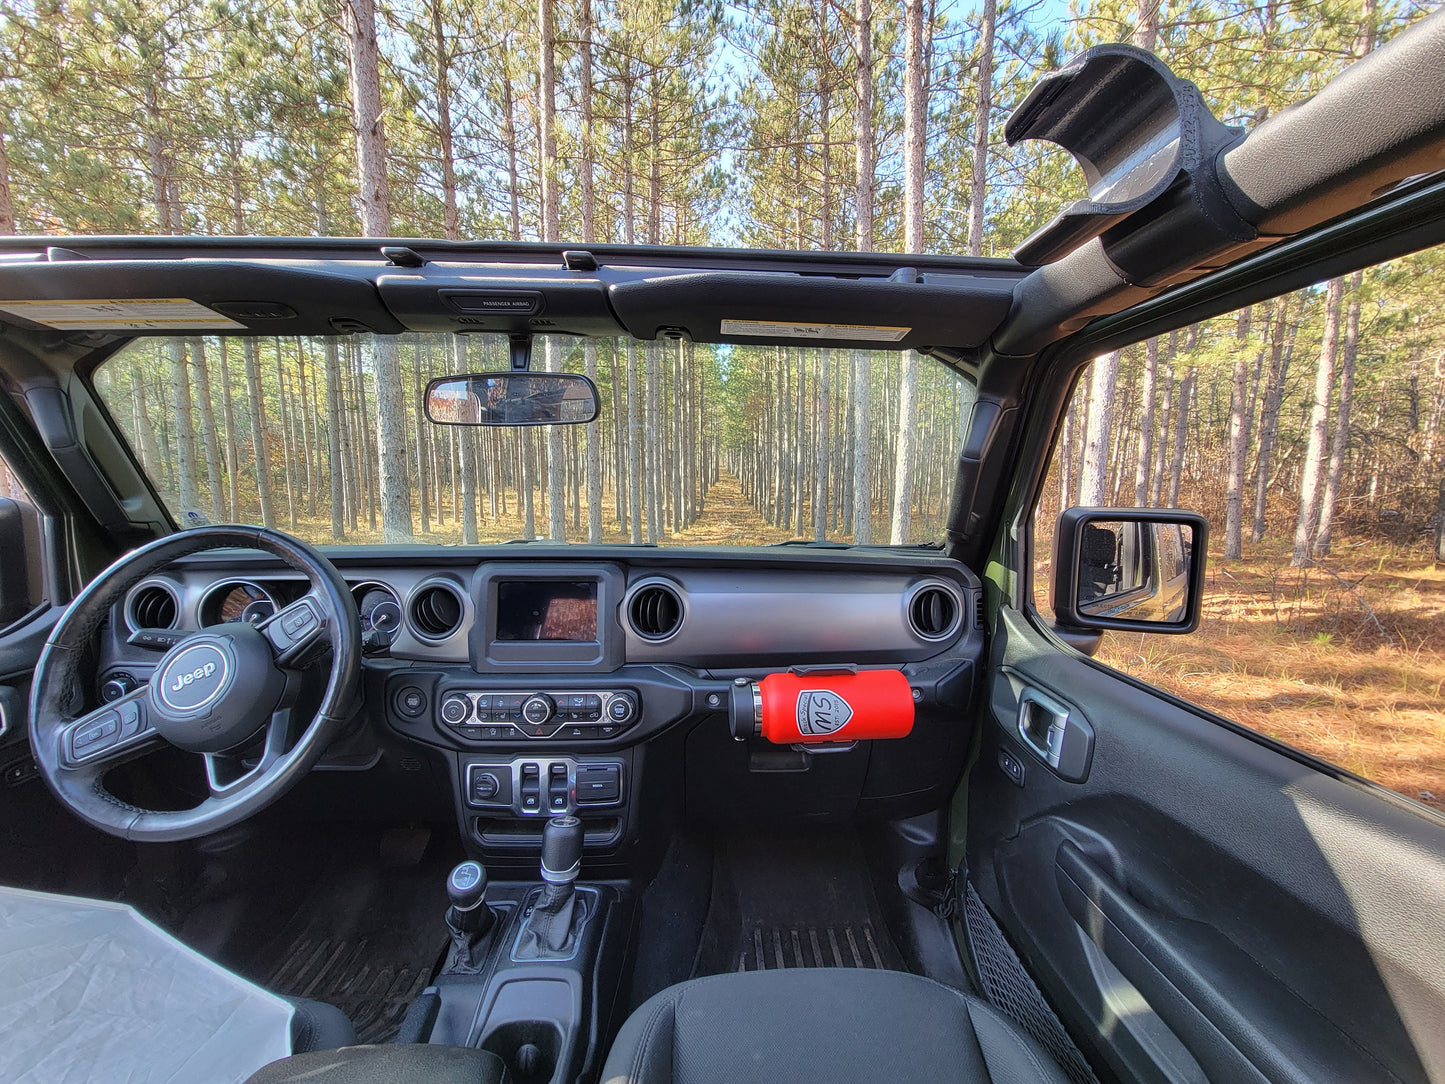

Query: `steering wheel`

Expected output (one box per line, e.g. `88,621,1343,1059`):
29,526,361,842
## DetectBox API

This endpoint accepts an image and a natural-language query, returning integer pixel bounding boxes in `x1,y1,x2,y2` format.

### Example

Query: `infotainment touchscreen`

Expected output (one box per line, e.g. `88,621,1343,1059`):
495,580,599,641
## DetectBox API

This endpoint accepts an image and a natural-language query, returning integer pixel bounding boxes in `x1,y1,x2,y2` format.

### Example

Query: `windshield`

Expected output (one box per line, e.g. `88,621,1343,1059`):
92,333,973,547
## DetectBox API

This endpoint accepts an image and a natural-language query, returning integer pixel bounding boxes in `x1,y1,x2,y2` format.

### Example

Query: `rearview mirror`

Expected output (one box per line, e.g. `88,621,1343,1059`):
425,372,599,426
1051,507,1208,634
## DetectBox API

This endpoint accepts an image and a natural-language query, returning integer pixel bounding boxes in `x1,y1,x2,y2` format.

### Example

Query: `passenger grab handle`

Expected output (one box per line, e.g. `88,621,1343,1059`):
728,669,915,744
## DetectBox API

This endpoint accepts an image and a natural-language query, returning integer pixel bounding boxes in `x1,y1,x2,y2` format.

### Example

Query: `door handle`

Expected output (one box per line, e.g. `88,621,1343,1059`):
1016,686,1094,782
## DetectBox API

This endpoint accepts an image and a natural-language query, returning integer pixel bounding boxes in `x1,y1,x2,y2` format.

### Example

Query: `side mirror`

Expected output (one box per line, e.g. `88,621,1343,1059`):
425,372,599,427
0,497,44,628
1052,507,1208,634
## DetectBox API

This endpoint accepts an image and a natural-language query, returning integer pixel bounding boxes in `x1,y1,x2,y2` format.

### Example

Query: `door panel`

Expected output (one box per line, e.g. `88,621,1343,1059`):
969,605,1445,1084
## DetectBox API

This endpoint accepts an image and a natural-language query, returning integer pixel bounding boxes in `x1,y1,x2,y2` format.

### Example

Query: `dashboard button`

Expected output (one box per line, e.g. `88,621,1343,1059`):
606,695,636,723
440,695,471,724
397,687,427,718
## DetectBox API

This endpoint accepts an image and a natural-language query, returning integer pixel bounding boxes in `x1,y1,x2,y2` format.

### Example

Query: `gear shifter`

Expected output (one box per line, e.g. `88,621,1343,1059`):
444,860,495,973
517,816,585,957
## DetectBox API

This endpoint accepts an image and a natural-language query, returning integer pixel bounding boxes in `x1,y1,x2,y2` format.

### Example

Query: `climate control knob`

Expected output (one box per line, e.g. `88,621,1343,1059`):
606,693,637,724
440,694,472,725
522,694,556,725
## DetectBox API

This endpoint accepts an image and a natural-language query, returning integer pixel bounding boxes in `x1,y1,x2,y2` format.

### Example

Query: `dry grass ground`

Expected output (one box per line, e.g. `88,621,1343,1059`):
1095,544,1445,811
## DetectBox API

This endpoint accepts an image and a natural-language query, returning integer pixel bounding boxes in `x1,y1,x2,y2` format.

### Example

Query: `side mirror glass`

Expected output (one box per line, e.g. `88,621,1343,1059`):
1051,507,1207,633
425,372,599,427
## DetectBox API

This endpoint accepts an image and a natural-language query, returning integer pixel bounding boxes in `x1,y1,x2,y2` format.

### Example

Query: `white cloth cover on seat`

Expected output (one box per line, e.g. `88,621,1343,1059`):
0,884,294,1083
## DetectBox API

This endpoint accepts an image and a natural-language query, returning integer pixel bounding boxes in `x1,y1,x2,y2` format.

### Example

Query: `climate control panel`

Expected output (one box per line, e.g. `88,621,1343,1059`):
436,688,638,742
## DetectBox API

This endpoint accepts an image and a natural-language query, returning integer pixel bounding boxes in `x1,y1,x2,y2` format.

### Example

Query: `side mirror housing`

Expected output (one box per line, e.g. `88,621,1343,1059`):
1051,507,1208,635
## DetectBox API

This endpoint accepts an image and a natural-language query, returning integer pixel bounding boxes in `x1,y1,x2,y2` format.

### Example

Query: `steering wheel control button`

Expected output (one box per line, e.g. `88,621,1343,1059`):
440,695,472,725
281,601,318,637
117,701,143,738
72,712,120,755
397,687,428,718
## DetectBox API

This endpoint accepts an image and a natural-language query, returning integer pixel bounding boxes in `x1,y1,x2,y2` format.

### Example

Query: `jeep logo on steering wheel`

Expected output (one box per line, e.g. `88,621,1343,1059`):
156,644,230,713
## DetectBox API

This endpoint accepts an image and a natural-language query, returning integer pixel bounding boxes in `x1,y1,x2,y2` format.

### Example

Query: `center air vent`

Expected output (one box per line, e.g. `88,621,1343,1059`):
907,582,961,641
408,582,464,640
628,581,684,641
127,582,178,631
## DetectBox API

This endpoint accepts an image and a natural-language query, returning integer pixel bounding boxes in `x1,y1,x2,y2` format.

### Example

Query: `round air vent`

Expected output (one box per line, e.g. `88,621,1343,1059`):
628,581,684,641
408,582,465,640
907,582,962,641
127,582,178,631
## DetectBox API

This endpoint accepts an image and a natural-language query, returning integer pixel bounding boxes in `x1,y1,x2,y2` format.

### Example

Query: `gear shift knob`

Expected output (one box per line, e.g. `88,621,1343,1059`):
448,860,488,910
447,860,492,940
540,816,583,884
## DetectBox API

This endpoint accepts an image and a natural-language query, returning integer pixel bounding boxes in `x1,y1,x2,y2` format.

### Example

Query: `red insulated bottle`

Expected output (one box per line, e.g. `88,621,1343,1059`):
728,669,915,744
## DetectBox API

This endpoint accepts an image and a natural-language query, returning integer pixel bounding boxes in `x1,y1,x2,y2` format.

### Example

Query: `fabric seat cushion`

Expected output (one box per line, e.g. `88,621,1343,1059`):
600,967,1069,1084
245,1043,510,1084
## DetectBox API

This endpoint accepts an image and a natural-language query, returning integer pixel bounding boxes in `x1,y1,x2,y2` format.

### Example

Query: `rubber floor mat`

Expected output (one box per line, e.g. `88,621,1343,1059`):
694,830,908,977
736,922,891,971
247,847,452,1044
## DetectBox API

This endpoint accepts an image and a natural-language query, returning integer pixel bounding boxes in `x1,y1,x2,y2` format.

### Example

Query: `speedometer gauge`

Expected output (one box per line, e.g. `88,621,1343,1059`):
353,583,403,647
201,581,277,626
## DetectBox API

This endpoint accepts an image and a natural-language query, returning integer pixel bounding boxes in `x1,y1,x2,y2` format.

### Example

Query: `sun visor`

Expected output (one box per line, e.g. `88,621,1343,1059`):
0,260,406,337
0,884,295,1083
606,271,1018,352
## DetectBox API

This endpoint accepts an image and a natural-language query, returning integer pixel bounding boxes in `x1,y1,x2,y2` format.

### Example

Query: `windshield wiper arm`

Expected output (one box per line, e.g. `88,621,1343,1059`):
769,539,852,548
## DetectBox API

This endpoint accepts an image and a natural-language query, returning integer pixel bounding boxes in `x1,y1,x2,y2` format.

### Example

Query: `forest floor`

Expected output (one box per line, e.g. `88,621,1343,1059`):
1095,543,1445,811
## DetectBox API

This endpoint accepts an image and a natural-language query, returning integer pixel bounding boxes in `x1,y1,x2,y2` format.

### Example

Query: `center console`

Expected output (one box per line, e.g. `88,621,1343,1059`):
413,821,633,1084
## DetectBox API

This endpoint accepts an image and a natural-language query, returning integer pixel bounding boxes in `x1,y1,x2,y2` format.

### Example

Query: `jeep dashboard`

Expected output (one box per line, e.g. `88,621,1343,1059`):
94,545,984,859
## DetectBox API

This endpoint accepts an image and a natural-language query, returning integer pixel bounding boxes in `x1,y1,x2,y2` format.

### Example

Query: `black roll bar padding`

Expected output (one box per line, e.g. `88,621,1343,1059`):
1004,44,1246,270
993,7,1445,356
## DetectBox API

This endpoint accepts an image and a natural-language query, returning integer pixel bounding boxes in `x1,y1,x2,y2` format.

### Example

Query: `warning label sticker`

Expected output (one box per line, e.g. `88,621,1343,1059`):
719,318,909,342
796,690,854,736
0,298,245,331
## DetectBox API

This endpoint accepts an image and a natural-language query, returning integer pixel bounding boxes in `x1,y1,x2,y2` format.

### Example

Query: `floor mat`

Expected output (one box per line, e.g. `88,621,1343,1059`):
244,840,452,1044
692,830,907,978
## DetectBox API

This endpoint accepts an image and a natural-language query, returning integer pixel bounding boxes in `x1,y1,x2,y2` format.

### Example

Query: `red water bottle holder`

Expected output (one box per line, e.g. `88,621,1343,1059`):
728,666,915,745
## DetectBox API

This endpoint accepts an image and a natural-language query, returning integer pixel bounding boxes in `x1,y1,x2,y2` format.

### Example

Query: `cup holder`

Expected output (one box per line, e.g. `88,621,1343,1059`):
480,1019,563,1084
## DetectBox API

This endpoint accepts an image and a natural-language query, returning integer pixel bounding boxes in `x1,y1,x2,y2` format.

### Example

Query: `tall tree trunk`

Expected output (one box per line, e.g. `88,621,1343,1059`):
344,0,412,541
0,121,16,234
189,338,226,523
217,338,240,519
1078,351,1120,505
1134,338,1158,505
1224,307,1253,558
580,0,602,543
1317,271,1363,554
1168,367,1193,507
967,0,995,256
1250,297,1293,541
627,342,642,543
243,339,276,527
323,337,345,537
169,340,199,513
890,0,926,544
1291,276,1345,566
850,0,875,542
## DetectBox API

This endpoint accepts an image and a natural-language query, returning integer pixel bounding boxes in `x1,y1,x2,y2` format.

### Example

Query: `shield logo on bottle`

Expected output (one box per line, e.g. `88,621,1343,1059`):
796,690,854,735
